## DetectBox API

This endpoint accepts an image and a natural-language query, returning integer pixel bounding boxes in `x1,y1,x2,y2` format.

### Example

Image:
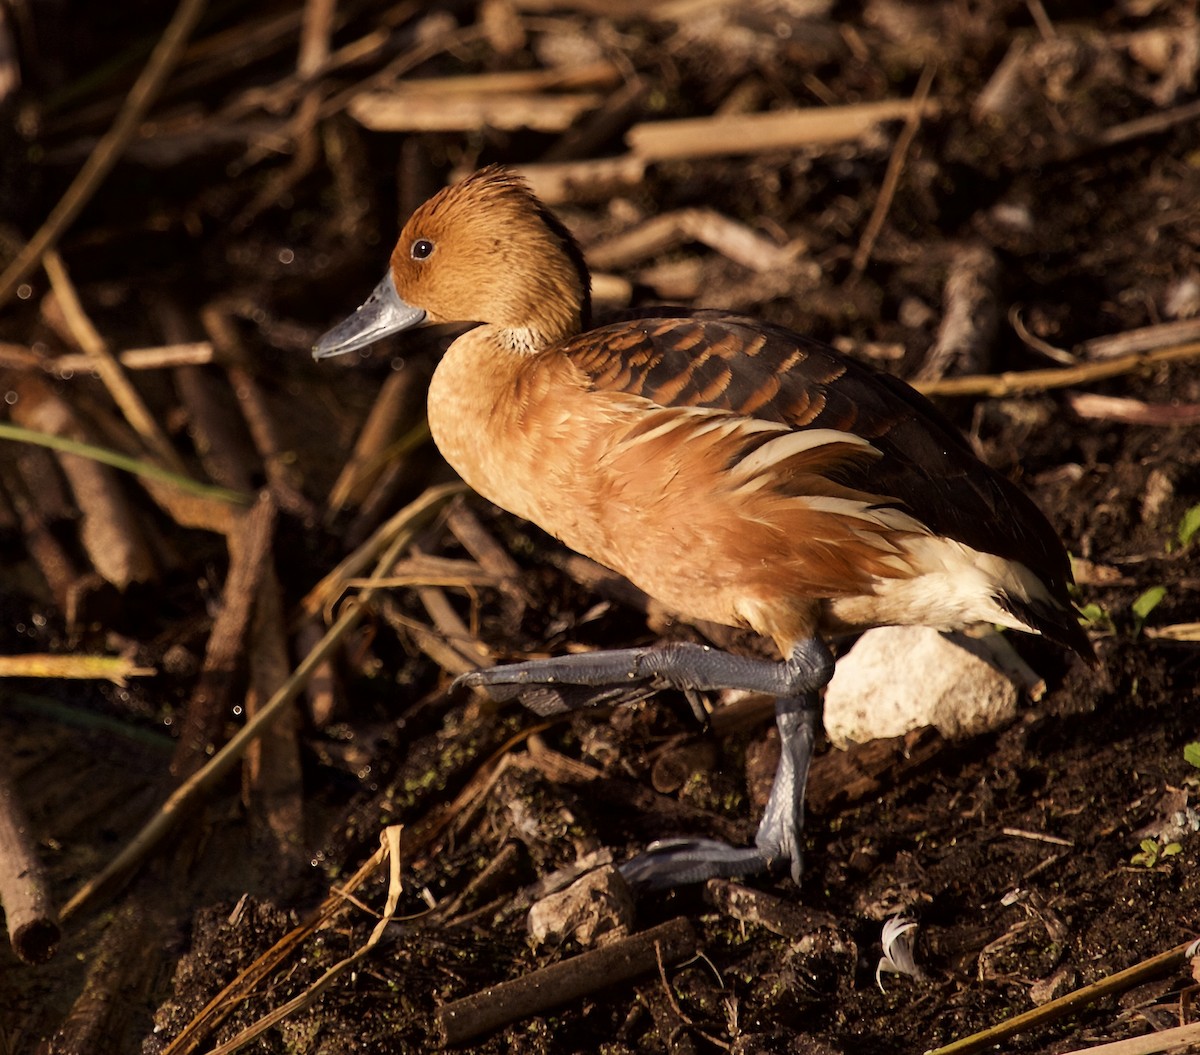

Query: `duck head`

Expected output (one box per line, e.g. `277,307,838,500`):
313,166,592,359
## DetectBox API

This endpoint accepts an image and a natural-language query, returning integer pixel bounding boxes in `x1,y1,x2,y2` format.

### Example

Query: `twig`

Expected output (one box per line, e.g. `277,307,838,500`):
916,242,1000,380
437,918,699,1045
0,0,208,306
54,341,215,373
0,748,60,963
925,939,1198,1055
1091,95,1200,150
912,340,1200,398
1001,827,1075,847
10,378,157,588
851,64,936,276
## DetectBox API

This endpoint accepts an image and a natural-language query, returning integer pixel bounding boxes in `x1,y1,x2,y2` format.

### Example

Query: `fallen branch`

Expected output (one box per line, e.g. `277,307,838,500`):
437,917,699,1045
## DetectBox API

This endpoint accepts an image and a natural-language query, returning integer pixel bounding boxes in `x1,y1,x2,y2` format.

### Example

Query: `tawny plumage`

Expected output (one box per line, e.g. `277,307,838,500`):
315,165,1092,891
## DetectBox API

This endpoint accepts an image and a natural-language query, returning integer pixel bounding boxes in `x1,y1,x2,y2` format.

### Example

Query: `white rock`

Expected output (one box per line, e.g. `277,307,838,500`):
823,627,1041,748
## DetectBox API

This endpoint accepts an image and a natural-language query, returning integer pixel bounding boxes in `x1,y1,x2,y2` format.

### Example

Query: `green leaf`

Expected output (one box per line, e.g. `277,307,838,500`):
1131,586,1166,634
1183,742,1200,769
1077,603,1112,630
1180,505,1200,548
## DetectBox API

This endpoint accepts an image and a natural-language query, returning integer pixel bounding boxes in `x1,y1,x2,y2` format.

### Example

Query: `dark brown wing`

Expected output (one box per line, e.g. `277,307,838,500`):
562,310,1090,657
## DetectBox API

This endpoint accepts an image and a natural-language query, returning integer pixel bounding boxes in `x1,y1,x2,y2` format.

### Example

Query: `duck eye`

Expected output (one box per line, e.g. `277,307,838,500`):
411,239,434,260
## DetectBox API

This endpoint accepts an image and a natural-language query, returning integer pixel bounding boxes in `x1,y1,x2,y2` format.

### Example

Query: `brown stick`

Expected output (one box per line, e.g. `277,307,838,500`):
0,0,209,306
0,746,60,964
437,917,699,1046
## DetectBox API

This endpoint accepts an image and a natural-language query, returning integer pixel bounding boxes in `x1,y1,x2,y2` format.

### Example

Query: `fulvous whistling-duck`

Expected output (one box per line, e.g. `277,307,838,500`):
315,166,1093,891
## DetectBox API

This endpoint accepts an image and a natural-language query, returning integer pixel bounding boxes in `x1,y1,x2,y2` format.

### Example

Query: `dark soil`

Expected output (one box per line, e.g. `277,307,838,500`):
1,3,1198,1054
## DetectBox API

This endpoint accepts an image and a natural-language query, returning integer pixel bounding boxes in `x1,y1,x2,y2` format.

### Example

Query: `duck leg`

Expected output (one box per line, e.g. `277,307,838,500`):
620,691,818,890
455,638,833,890
454,639,833,713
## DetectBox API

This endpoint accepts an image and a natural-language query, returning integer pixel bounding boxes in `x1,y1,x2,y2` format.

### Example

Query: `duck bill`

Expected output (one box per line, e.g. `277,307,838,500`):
312,272,426,359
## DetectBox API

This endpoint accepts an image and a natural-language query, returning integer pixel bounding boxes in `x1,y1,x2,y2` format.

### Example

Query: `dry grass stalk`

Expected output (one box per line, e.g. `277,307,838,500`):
159,830,398,1055
301,481,466,617
1065,392,1200,425
851,64,937,276
326,368,428,515
1079,317,1200,360
55,342,215,373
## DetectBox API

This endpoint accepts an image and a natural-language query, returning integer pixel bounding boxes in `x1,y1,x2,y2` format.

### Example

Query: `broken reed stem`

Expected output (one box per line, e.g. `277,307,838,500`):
60,484,455,922
0,749,60,964
925,939,1197,1055
912,340,1200,398
0,0,209,306
0,421,253,506
437,918,699,1046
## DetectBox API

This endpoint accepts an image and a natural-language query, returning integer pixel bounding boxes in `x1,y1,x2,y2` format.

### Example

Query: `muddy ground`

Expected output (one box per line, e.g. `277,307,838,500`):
0,2,1199,1053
